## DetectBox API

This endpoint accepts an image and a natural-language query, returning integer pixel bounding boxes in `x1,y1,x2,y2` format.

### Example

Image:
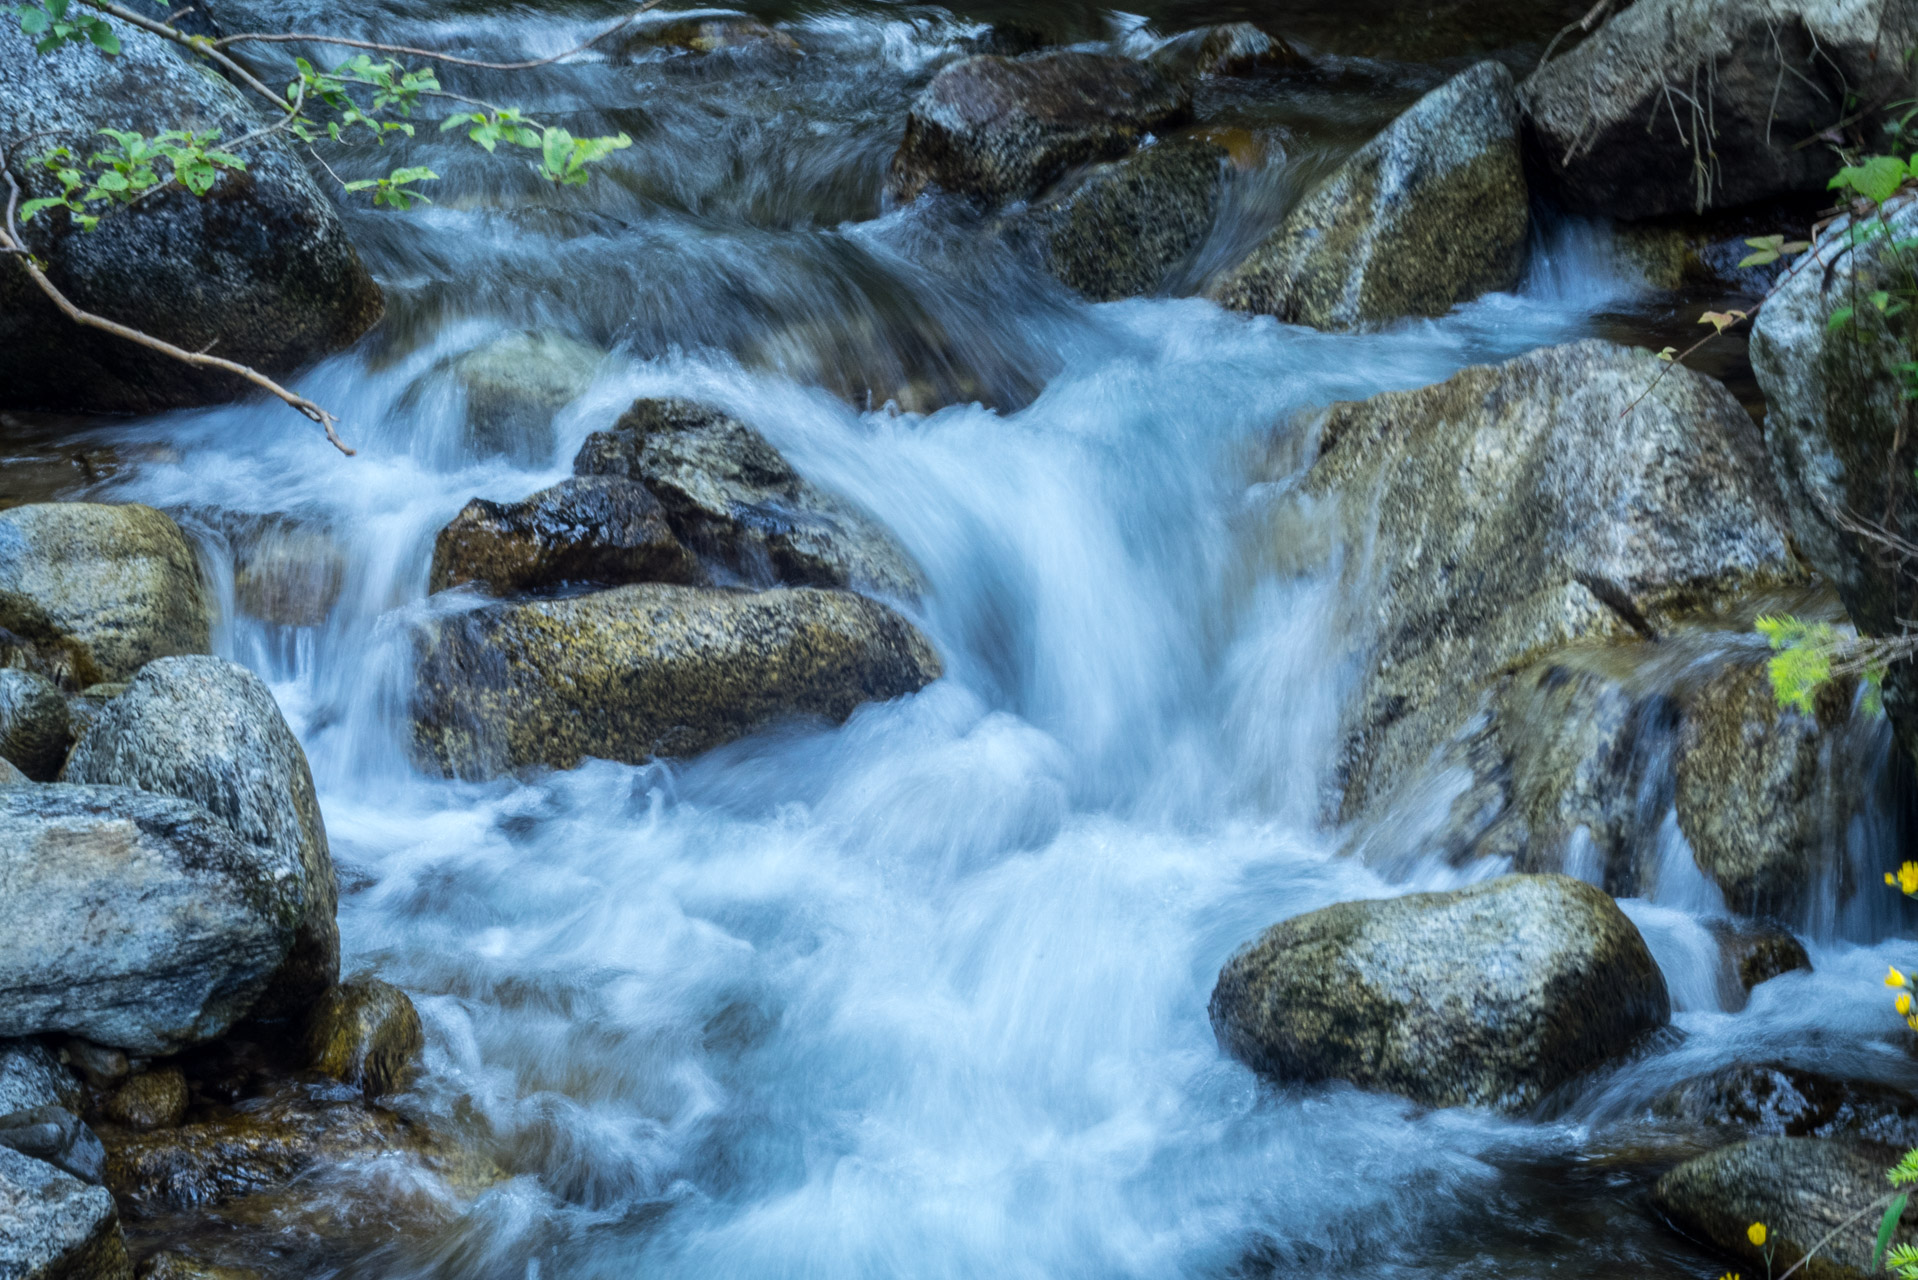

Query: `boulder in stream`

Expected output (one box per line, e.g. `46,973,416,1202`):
62,657,339,1020
429,476,701,597
302,978,424,1098
0,667,72,781
0,1106,107,1186
1210,60,1528,328
0,503,211,689
1656,1064,1918,1146
446,331,602,464
0,11,382,416
887,52,1192,206
410,583,942,777
1210,873,1670,1111
1147,23,1295,81
0,1144,130,1280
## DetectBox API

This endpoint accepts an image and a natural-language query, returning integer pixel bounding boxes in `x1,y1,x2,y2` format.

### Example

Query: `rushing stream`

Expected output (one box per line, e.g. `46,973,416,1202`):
12,1,1918,1275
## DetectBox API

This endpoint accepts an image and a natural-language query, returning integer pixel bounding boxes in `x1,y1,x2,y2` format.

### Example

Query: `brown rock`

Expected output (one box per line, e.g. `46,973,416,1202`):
104,1068,187,1132
302,979,423,1098
428,476,700,597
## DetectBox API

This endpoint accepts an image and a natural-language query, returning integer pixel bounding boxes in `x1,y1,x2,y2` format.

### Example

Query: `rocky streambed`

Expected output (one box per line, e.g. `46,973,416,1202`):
3,0,1918,1276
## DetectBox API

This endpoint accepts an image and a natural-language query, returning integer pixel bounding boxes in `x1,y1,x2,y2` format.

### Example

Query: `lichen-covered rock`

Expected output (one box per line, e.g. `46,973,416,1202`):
302,979,423,1098
575,398,921,595
1210,874,1670,1111
0,784,299,1054
887,52,1191,206
1008,133,1231,301
0,668,72,780
0,504,211,688
1210,60,1527,328
0,1144,130,1280
104,1068,187,1132
61,657,337,1020
1520,0,1918,219
1299,340,1803,830
428,476,700,597
1653,1138,1914,1279
1657,1065,1918,1145
411,584,942,778
1750,197,1918,769
0,1107,106,1185
0,1042,81,1116
1147,23,1294,81
446,331,601,464
0,12,381,416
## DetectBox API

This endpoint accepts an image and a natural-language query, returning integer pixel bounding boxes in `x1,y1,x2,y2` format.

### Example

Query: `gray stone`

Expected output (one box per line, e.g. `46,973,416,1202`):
62,687,125,748
411,584,943,778
0,504,211,689
1521,0,1918,219
1210,873,1670,1111
0,1042,80,1116
429,476,700,597
575,398,922,596
1210,60,1528,328
1653,1137,1914,1279
887,52,1191,206
1657,1064,1918,1145
447,331,601,464
1750,198,1918,770
0,1144,130,1280
0,757,27,789
61,657,338,1020
0,669,71,781
0,784,299,1055
0,1107,106,1185
0,12,381,416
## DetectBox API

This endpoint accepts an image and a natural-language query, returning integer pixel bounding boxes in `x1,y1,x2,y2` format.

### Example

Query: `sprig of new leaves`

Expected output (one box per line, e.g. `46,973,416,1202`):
19,128,245,228
8,0,117,54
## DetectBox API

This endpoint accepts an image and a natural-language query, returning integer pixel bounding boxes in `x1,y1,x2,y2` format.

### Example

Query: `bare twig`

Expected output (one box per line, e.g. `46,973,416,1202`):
209,1,662,70
1534,0,1613,72
1772,1190,1898,1280
0,140,354,454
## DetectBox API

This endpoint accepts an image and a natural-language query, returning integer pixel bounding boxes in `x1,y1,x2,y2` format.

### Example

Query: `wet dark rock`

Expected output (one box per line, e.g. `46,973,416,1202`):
1210,873,1670,1111
1657,1064,1918,1145
575,398,921,595
0,504,211,689
0,1042,82,1116
428,476,700,597
446,331,601,465
1710,921,1812,1007
0,1144,130,1279
1653,1137,1915,1279
1520,0,1918,219
886,52,1191,206
1148,23,1295,81
60,1043,128,1091
0,784,299,1055
410,583,942,778
1614,222,1795,294
0,11,381,416
0,667,72,780
62,657,338,1021
1009,133,1232,301
104,1068,187,1133
1751,198,1918,772
961,22,1054,58
1211,60,1527,329
226,517,346,629
302,979,424,1098
0,1106,106,1185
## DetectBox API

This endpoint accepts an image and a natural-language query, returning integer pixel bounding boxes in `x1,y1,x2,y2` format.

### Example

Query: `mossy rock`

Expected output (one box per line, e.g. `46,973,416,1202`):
104,1068,187,1133
302,979,423,1098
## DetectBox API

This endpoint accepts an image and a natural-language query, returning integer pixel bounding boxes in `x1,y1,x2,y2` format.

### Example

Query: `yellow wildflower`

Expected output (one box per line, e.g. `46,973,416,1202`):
1894,863,1918,895
1749,1223,1768,1247
1900,994,1913,1015
1906,1014,1918,1032
1890,966,1909,988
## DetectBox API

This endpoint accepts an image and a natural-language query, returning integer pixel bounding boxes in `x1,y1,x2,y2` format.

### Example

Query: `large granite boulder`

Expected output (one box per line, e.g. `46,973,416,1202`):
0,11,381,416
1750,197,1918,769
0,784,299,1054
429,476,700,597
0,504,211,689
1521,0,1918,219
575,398,921,595
1297,340,1803,841
61,657,338,1019
887,52,1191,206
1210,874,1670,1111
1653,1137,1914,1279
0,1145,130,1280
411,584,942,777
1210,60,1528,328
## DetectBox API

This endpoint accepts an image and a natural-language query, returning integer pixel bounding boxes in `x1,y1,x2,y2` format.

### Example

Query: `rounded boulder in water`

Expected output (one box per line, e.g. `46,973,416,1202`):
0,668,71,781
302,979,424,1098
1209,873,1670,1111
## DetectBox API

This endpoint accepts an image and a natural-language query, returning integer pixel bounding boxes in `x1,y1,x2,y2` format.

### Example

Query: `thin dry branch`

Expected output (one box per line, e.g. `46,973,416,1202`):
1534,0,1613,73
0,139,354,454
208,1,663,71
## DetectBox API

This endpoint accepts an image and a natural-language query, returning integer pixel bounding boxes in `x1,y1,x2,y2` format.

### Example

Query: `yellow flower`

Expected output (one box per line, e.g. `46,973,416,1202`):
1749,1223,1768,1247
1719,1274,1741,1280
1889,966,1909,989
1906,1014,1918,1032
1896,862,1918,895
1900,994,1913,1015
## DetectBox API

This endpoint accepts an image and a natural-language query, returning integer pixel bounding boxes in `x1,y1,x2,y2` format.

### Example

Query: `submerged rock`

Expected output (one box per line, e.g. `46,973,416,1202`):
1147,23,1294,81
0,784,298,1055
226,516,346,629
137,1255,261,1280
0,1106,106,1185
302,979,424,1098
1210,60,1527,328
0,11,381,416
62,657,339,1019
1653,1137,1913,1279
1710,921,1812,1007
613,12,799,57
411,583,942,777
429,476,700,597
0,668,72,781
104,1068,188,1133
0,504,211,689
0,1144,130,1280
575,398,921,595
1657,1064,1918,1145
1211,874,1669,1111
887,52,1191,206
447,331,602,465
1521,0,1918,219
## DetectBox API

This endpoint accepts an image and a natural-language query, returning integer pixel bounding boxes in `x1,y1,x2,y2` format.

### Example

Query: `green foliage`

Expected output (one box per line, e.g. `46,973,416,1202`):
1738,234,1809,269
537,126,631,186
288,55,439,144
342,165,437,209
1889,1242,1918,1280
1876,1192,1911,1271
1893,1149,1918,1187
1830,153,1917,206
17,128,245,229
1756,615,1841,713
440,106,541,153
8,0,118,55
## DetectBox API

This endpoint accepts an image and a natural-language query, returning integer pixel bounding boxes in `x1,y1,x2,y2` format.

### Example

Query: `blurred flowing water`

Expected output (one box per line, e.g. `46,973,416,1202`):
26,1,1918,1275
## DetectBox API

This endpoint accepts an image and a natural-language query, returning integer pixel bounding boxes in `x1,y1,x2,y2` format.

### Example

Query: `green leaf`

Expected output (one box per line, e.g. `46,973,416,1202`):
44,0,66,20
17,195,68,221
18,7,48,35
86,20,116,53
1830,154,1911,205
1830,306,1858,331
1874,1193,1908,1270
